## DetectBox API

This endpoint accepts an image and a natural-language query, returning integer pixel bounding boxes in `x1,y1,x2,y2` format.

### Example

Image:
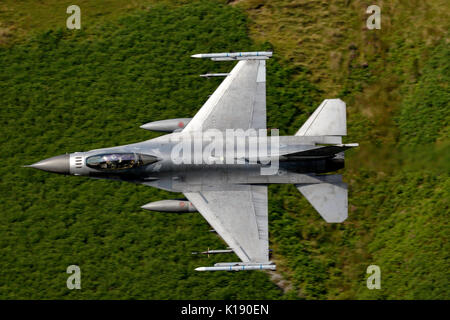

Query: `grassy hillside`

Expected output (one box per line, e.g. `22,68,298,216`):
0,0,448,299
237,0,449,299
0,0,154,45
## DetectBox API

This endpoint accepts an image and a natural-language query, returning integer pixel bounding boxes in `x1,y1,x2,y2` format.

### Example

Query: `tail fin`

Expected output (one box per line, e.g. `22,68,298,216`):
296,99,346,137
295,174,348,223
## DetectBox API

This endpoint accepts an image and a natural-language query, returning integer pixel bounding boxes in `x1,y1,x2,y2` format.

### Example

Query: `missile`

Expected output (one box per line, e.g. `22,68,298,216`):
141,200,197,213
199,73,229,78
191,249,234,255
191,51,273,61
195,262,276,272
140,118,192,132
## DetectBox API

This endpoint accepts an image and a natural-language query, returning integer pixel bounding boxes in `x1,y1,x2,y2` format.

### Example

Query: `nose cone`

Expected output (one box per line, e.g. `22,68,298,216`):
26,154,70,174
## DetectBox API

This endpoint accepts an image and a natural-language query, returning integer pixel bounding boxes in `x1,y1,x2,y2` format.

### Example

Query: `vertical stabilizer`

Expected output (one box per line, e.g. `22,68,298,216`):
296,99,346,137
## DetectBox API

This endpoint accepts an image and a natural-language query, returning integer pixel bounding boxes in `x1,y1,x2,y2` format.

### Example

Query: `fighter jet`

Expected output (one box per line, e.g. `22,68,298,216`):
26,51,358,272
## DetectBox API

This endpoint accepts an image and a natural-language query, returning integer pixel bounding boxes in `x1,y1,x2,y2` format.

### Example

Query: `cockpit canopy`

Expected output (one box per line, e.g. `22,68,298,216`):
86,153,158,171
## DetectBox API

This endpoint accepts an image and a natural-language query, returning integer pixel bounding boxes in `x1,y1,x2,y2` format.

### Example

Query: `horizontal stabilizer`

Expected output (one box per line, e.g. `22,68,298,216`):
296,175,348,223
296,99,346,137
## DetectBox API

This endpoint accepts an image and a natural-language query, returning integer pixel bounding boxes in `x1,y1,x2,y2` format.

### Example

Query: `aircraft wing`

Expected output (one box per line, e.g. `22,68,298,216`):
184,185,269,263
182,59,267,132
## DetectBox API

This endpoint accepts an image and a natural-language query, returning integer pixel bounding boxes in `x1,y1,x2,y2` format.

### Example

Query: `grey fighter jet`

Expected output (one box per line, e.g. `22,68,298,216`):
26,52,358,272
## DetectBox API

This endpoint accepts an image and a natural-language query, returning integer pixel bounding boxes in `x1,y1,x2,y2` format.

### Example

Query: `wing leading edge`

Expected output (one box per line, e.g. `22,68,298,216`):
183,59,267,132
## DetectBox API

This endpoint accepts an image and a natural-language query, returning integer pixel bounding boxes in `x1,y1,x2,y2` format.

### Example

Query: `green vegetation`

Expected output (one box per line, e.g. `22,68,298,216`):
238,0,449,299
0,0,448,299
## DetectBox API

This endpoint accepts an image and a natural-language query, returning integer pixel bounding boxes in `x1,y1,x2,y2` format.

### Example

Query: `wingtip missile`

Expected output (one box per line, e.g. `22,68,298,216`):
195,263,276,271
191,51,273,60
195,267,207,271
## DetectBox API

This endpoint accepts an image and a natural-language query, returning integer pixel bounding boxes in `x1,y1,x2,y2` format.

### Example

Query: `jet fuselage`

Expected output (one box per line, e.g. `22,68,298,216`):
30,134,344,193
